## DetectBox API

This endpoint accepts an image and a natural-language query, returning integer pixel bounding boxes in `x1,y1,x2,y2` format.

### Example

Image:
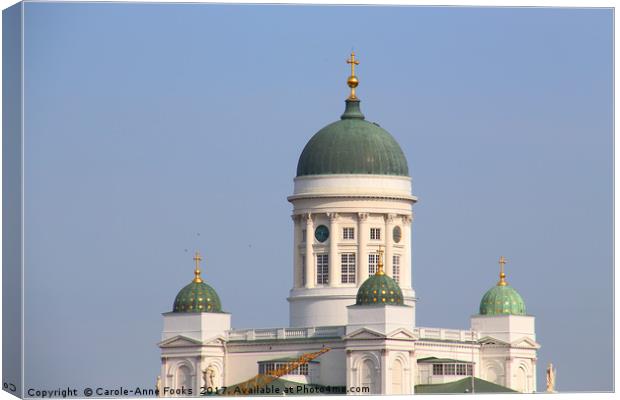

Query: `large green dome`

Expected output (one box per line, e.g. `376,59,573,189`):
356,271,405,306
296,100,409,177
173,281,222,313
479,284,526,316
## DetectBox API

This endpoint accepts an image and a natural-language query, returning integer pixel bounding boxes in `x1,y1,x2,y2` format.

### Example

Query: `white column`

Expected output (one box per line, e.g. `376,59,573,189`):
160,357,167,396
504,357,512,389
346,350,353,390
381,349,389,394
292,215,302,288
531,358,537,393
328,213,339,287
402,215,413,289
357,213,369,285
305,213,315,288
385,214,395,278
409,350,416,394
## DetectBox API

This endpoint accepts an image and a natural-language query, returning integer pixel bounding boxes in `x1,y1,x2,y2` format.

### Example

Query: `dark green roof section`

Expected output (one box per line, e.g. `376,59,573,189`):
173,281,223,313
415,377,518,394
479,284,526,316
417,357,473,364
296,99,409,177
356,273,405,306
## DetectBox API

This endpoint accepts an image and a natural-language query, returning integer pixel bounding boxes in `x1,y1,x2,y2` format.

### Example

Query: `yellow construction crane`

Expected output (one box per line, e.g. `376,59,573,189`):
223,347,330,395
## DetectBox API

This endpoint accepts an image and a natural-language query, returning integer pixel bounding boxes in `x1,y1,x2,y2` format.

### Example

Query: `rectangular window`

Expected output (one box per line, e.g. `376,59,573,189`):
370,228,381,240
432,364,443,376
343,227,355,240
261,363,275,376
467,365,473,376
456,364,467,376
444,364,455,375
302,229,307,243
316,254,329,284
368,253,379,275
298,364,309,375
301,257,306,286
341,253,356,283
392,255,400,284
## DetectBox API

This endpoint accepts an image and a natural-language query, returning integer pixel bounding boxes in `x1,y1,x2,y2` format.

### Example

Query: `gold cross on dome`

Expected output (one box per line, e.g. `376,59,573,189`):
376,247,385,275
193,251,203,283
498,256,507,286
194,251,202,266
347,52,359,76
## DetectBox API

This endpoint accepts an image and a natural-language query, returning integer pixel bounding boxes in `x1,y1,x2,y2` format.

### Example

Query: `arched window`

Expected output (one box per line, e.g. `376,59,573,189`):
177,365,192,391
515,365,528,392
391,359,404,394
484,361,503,385
361,359,378,394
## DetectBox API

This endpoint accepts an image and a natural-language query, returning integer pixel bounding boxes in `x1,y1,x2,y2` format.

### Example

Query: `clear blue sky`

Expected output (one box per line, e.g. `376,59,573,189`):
21,3,612,392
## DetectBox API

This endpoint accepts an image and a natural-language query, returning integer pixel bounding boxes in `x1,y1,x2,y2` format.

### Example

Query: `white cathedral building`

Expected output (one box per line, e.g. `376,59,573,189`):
157,54,540,395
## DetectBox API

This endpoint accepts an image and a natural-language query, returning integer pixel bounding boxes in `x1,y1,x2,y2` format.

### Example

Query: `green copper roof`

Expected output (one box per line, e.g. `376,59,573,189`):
479,284,526,316
415,377,518,394
173,281,223,313
356,272,404,306
296,99,409,177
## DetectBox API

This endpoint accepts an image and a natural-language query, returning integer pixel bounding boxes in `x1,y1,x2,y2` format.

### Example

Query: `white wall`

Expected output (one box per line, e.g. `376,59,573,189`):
288,174,417,327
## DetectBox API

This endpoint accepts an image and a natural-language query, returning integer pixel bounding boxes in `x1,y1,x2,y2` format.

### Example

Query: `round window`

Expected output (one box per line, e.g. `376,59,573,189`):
393,226,402,243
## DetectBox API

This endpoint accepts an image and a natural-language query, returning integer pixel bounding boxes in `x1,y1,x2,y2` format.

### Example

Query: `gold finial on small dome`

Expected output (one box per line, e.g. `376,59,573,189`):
376,247,385,276
497,255,507,286
193,251,203,283
346,51,360,100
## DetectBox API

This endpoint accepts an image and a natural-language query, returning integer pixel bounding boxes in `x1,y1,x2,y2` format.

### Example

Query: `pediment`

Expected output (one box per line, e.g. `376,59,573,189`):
386,328,417,340
478,336,509,346
511,336,541,349
204,335,227,346
158,335,202,348
344,327,386,340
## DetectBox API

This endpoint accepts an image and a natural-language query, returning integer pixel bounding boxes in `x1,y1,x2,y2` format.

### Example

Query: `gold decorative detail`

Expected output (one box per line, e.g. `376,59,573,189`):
193,251,203,283
546,363,557,393
376,247,385,275
346,52,360,100
497,256,507,286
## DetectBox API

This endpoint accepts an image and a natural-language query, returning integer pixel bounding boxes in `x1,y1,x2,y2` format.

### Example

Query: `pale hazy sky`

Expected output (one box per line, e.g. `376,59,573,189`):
19,3,612,392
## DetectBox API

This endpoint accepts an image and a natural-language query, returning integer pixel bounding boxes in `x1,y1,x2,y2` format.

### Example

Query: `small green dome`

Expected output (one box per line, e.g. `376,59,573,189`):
172,252,223,313
356,272,405,306
296,100,409,177
173,281,222,313
479,285,526,316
